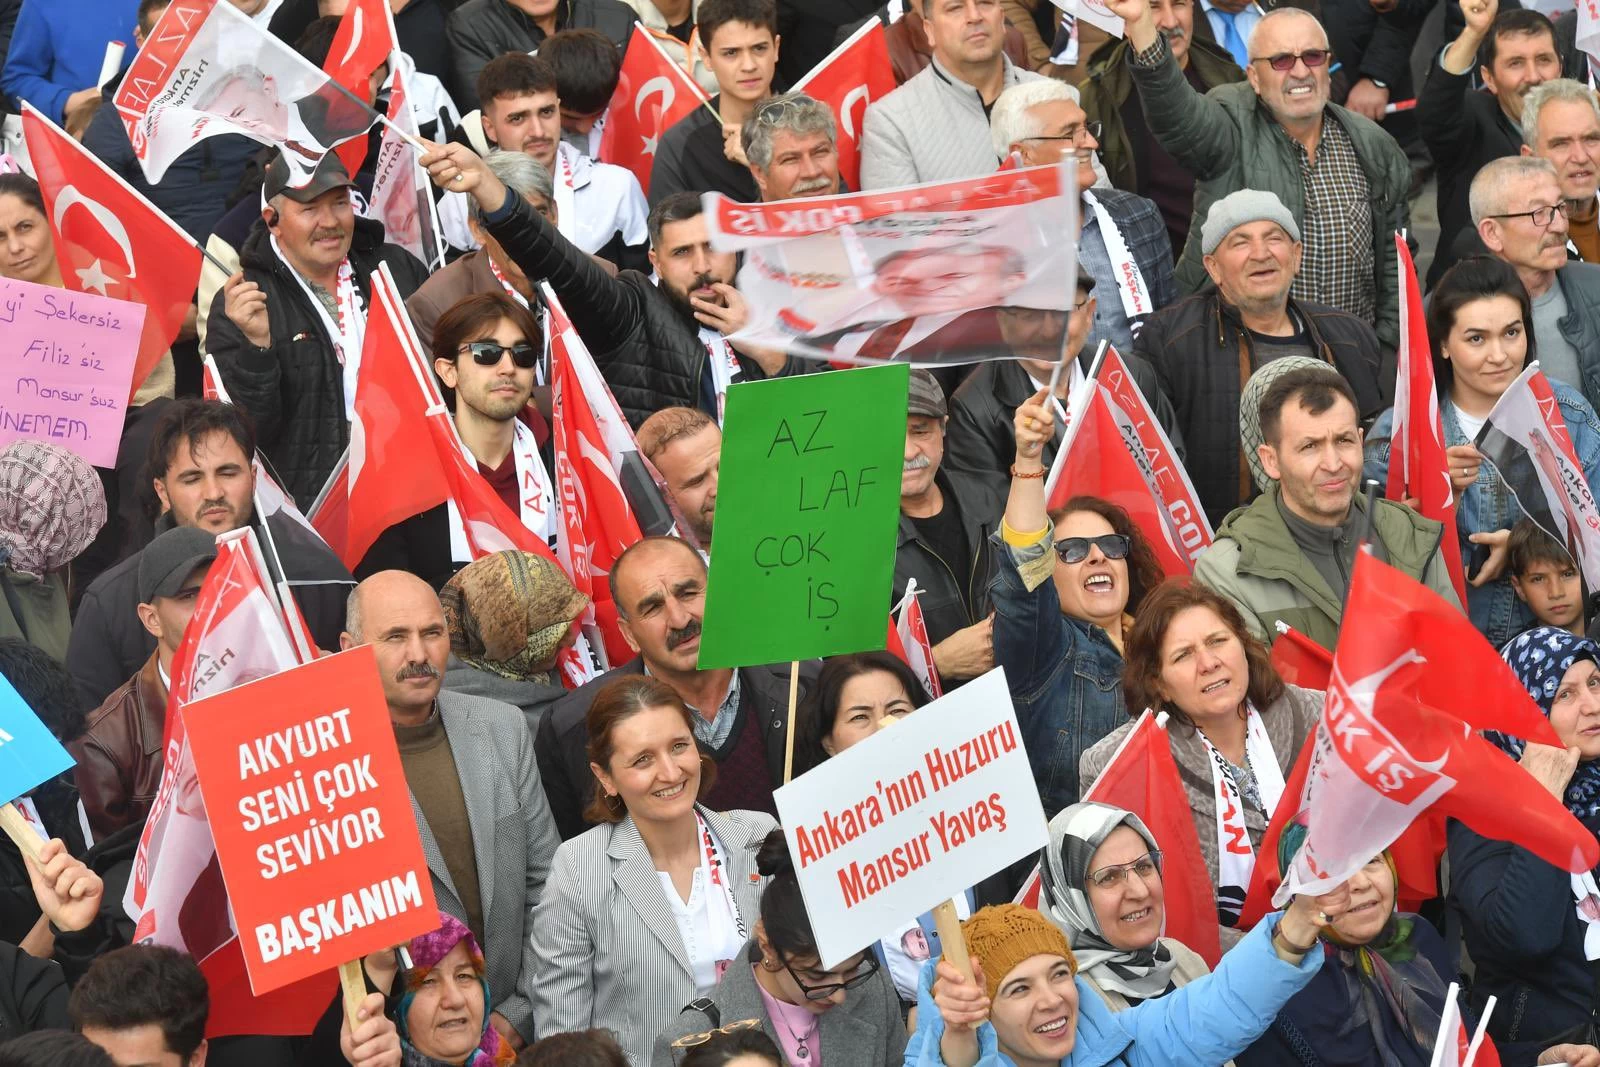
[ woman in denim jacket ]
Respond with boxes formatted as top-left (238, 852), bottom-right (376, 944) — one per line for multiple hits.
top-left (991, 387), bottom-right (1166, 820)
top-left (1364, 257), bottom-right (1600, 649)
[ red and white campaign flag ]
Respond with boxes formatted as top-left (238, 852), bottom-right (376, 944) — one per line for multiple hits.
top-left (1429, 984), bottom-right (1502, 1067)
top-left (22, 103), bottom-right (201, 403)
top-left (1474, 362), bottom-right (1600, 595)
top-left (548, 289), bottom-right (642, 668)
top-left (324, 0), bottom-right (396, 174)
top-left (791, 19), bottom-right (895, 193)
top-left (1272, 551), bottom-right (1599, 905)
top-left (115, 0), bottom-right (379, 184)
top-left (1269, 621), bottom-right (1334, 690)
top-left (1579, 0), bottom-right (1600, 64)
top-left (891, 578), bottom-right (943, 699)
top-left (1386, 234), bottom-right (1467, 603)
top-left (1045, 382), bottom-right (1192, 576)
top-left (128, 528), bottom-right (332, 1035)
top-left (367, 62), bottom-right (443, 269)
top-left (707, 163), bottom-right (1077, 366)
top-left (598, 23), bottom-right (708, 196)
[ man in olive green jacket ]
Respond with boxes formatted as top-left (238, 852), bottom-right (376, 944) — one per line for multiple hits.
top-left (1096, 0), bottom-right (1411, 350)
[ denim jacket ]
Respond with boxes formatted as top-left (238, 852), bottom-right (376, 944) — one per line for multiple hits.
top-left (988, 528), bottom-right (1127, 820)
top-left (1363, 377), bottom-right (1600, 648)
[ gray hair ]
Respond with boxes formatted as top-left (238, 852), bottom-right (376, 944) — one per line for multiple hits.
top-left (1469, 155), bottom-right (1558, 224)
top-left (468, 149), bottom-right (555, 227)
top-left (1523, 78), bottom-right (1600, 149)
top-left (344, 585), bottom-right (364, 643)
top-left (989, 79), bottom-right (1079, 160)
top-left (1245, 7), bottom-right (1329, 55)
top-left (741, 92), bottom-right (838, 171)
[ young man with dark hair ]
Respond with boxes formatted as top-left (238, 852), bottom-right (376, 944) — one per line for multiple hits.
top-left (446, 52), bottom-right (648, 272)
top-left (64, 399), bottom-right (355, 710)
top-left (1507, 518), bottom-right (1589, 637)
top-left (540, 28), bottom-right (626, 156)
top-left (1193, 365), bottom-right (1461, 648)
top-left (70, 946), bottom-right (209, 1067)
top-left (648, 0), bottom-right (779, 206)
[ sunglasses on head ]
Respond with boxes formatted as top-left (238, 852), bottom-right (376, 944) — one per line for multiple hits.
top-left (458, 341), bottom-right (539, 369)
top-left (1252, 48), bottom-right (1329, 71)
top-left (1053, 533), bottom-right (1131, 564)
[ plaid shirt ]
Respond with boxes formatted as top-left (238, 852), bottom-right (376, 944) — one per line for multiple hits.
top-left (1288, 119), bottom-right (1375, 323)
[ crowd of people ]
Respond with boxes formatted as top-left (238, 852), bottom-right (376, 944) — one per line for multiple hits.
top-left (8, 0), bottom-right (1600, 1064)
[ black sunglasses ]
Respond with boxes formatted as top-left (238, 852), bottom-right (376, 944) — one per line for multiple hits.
top-left (458, 340), bottom-right (539, 369)
top-left (784, 954), bottom-right (881, 1001)
top-left (1053, 534), bottom-right (1131, 564)
top-left (1251, 48), bottom-right (1329, 71)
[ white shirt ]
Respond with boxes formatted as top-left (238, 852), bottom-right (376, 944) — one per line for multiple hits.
top-left (1452, 402), bottom-right (1488, 442)
top-left (659, 867), bottom-right (745, 994)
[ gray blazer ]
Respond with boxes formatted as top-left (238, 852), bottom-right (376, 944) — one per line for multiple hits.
top-left (651, 940), bottom-right (908, 1067)
top-left (531, 807), bottom-right (776, 1065)
top-left (410, 690), bottom-right (560, 1041)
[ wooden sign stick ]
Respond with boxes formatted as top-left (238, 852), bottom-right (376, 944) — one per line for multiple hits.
top-left (338, 959), bottom-right (368, 1031)
top-left (932, 899), bottom-right (974, 982)
top-left (0, 802), bottom-right (42, 864)
top-left (782, 660), bottom-right (800, 783)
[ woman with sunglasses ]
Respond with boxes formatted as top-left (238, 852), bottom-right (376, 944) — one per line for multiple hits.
top-left (1083, 581), bottom-right (1322, 951)
top-left (995, 388), bottom-right (1167, 820)
top-left (1364, 256), bottom-right (1600, 649)
top-left (653, 830), bottom-right (907, 1066)
top-left (359, 290), bottom-right (556, 588)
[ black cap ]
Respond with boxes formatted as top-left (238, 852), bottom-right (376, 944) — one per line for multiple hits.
top-left (262, 151), bottom-right (355, 204)
top-left (137, 527), bottom-right (219, 605)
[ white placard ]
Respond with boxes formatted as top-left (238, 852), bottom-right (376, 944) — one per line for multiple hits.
top-left (1051, 0), bottom-right (1124, 39)
top-left (774, 667), bottom-right (1049, 968)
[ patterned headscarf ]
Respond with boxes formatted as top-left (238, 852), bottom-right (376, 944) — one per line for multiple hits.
top-left (0, 441), bottom-right (107, 579)
top-left (440, 551), bottom-right (589, 683)
top-left (1238, 355), bottom-right (1332, 493)
top-left (1038, 801), bottom-right (1179, 1001)
top-left (1496, 626), bottom-right (1600, 819)
top-left (396, 913), bottom-right (513, 1066)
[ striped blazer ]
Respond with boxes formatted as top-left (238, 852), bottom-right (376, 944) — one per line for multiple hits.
top-left (530, 806), bottom-right (776, 1065)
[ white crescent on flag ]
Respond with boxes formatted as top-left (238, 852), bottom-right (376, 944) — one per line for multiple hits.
top-left (635, 76), bottom-right (675, 154)
top-left (53, 184), bottom-right (138, 295)
top-left (339, 5), bottom-right (365, 66)
top-left (841, 84), bottom-right (870, 139)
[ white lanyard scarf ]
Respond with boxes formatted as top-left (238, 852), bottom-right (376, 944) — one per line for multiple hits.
top-left (695, 808), bottom-right (747, 983)
top-left (487, 259), bottom-right (549, 386)
top-left (1083, 190), bottom-right (1154, 338)
top-left (1574, 871), bottom-right (1600, 960)
top-left (553, 142), bottom-right (579, 243)
top-left (270, 235), bottom-right (366, 419)
top-left (701, 326), bottom-right (742, 424)
top-left (446, 418), bottom-right (556, 560)
top-left (1197, 706), bottom-right (1285, 926)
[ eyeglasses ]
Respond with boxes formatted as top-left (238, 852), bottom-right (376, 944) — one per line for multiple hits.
top-left (1053, 533), bottom-right (1132, 564)
top-left (1087, 850), bottom-right (1163, 890)
top-left (1250, 48), bottom-right (1330, 71)
top-left (1489, 202), bottom-right (1571, 229)
top-left (785, 954), bottom-right (881, 1001)
top-left (458, 341), bottom-right (539, 369)
top-left (670, 1019), bottom-right (762, 1048)
top-left (1021, 121), bottom-right (1102, 145)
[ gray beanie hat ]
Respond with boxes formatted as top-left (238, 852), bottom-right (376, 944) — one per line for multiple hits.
top-left (1239, 355), bottom-right (1332, 493)
top-left (1201, 189), bottom-right (1302, 255)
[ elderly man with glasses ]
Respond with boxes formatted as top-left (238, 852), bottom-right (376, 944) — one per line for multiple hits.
top-left (1094, 0), bottom-right (1412, 354)
top-left (1475, 155), bottom-right (1600, 412)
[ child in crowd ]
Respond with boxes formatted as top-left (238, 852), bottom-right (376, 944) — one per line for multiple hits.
top-left (1507, 519), bottom-right (1590, 638)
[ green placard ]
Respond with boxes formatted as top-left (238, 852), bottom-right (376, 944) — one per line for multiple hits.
top-left (698, 363), bottom-right (909, 668)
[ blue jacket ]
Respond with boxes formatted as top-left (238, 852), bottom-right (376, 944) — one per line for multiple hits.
top-left (1363, 377), bottom-right (1600, 648)
top-left (904, 914), bottom-right (1322, 1066)
top-left (989, 528), bottom-right (1126, 820)
top-left (0, 0), bottom-right (133, 120)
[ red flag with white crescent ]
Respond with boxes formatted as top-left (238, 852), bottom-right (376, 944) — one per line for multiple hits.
top-left (22, 103), bottom-right (202, 403)
top-left (792, 20), bottom-right (895, 192)
top-left (598, 23), bottom-right (709, 195)
top-left (324, 0), bottom-right (396, 174)
top-left (891, 579), bottom-right (942, 699)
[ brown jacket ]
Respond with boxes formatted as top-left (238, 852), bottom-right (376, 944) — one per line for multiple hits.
top-left (997, 0), bottom-right (1113, 84)
top-left (70, 654), bottom-right (167, 841)
top-left (885, 8), bottom-right (1033, 86)
top-left (404, 247), bottom-right (617, 352)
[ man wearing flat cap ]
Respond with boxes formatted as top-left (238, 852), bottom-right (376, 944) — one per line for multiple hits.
top-left (1132, 188), bottom-right (1388, 527)
top-left (70, 526), bottom-right (218, 841)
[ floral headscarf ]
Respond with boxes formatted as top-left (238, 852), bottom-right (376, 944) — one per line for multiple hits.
top-left (0, 441), bottom-right (106, 579)
top-left (1496, 626), bottom-right (1600, 819)
top-left (396, 913), bottom-right (514, 1066)
top-left (440, 551), bottom-right (589, 683)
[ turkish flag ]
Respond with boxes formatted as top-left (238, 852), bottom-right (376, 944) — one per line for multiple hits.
top-left (598, 22), bottom-right (709, 195)
top-left (891, 579), bottom-right (943, 699)
top-left (22, 103), bottom-right (201, 404)
top-left (1385, 234), bottom-right (1468, 603)
top-left (791, 19), bottom-right (895, 191)
top-left (324, 0), bottom-right (397, 175)
top-left (1269, 623), bottom-right (1333, 690)
top-left (1083, 712), bottom-right (1223, 967)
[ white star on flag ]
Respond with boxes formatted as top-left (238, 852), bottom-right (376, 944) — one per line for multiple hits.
top-left (75, 258), bottom-right (114, 295)
top-left (642, 134), bottom-right (659, 156)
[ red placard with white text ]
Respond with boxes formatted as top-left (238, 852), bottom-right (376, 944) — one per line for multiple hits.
top-left (181, 646), bottom-right (437, 995)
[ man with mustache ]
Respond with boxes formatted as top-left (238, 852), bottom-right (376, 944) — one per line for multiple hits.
top-left (1421, 0), bottom-right (1560, 287)
top-left (341, 569), bottom-right (560, 1053)
top-left (534, 536), bottom-right (808, 839)
top-left (1097, 0), bottom-right (1411, 353)
top-left (1475, 156), bottom-right (1600, 411)
top-left (742, 92), bottom-right (843, 202)
top-left (1523, 79), bottom-right (1600, 265)
top-left (209, 151), bottom-right (431, 508)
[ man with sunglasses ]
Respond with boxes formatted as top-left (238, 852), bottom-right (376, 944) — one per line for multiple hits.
top-left (1474, 155), bottom-right (1600, 411)
top-left (1098, 0), bottom-right (1411, 354)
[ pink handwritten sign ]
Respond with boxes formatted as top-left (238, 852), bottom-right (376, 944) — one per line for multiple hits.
top-left (0, 275), bottom-right (146, 467)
